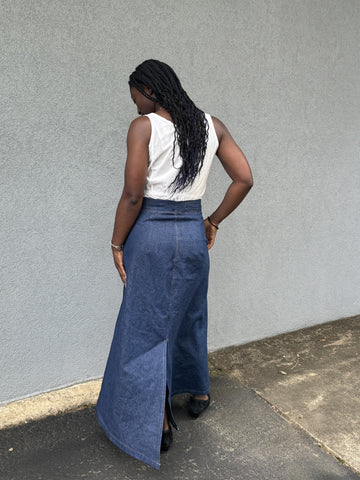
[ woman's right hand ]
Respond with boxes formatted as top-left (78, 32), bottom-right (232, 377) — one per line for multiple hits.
top-left (204, 218), bottom-right (218, 250)
top-left (112, 249), bottom-right (127, 287)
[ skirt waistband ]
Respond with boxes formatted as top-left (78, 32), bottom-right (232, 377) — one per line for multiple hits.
top-left (141, 197), bottom-right (202, 213)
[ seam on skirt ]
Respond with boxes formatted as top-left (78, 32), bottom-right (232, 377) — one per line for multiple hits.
top-left (140, 208), bottom-right (202, 214)
top-left (159, 338), bottom-right (168, 451)
top-left (166, 211), bottom-right (179, 322)
top-left (141, 198), bottom-right (202, 213)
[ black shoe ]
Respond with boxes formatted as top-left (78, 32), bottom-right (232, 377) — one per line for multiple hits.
top-left (161, 426), bottom-right (173, 452)
top-left (188, 394), bottom-right (210, 418)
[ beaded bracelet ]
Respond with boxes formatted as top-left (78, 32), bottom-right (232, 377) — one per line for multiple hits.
top-left (207, 216), bottom-right (219, 230)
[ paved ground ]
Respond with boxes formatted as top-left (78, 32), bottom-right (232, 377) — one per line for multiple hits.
top-left (209, 314), bottom-right (360, 473)
top-left (1, 316), bottom-right (359, 479)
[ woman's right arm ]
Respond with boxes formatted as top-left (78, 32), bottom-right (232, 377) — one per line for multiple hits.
top-left (111, 116), bottom-right (150, 285)
top-left (204, 116), bottom-right (253, 249)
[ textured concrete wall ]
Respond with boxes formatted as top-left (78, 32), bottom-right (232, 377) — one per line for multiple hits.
top-left (1, 0), bottom-right (359, 404)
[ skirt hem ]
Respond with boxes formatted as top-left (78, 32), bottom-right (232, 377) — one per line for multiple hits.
top-left (96, 407), bottom-right (160, 470)
top-left (171, 388), bottom-right (210, 397)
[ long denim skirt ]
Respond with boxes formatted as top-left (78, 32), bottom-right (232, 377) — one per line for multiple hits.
top-left (96, 197), bottom-right (210, 469)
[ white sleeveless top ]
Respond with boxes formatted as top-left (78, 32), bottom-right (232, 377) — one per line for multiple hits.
top-left (143, 112), bottom-right (219, 201)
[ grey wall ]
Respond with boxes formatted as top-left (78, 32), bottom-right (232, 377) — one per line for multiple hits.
top-left (1, 0), bottom-right (359, 405)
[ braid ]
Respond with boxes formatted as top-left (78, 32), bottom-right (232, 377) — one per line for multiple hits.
top-left (129, 59), bottom-right (209, 193)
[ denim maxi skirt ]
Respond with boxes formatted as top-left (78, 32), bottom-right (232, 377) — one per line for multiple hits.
top-left (96, 197), bottom-right (210, 469)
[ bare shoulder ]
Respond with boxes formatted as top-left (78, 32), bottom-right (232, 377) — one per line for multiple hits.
top-left (127, 116), bottom-right (151, 144)
top-left (209, 115), bottom-right (231, 143)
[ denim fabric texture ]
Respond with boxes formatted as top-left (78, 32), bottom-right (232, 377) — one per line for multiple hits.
top-left (96, 197), bottom-right (210, 469)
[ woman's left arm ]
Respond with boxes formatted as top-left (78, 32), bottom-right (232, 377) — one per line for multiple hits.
top-left (204, 117), bottom-right (253, 249)
top-left (111, 116), bottom-right (150, 286)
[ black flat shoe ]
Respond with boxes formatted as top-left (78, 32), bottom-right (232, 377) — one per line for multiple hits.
top-left (188, 394), bottom-right (211, 418)
top-left (161, 426), bottom-right (173, 452)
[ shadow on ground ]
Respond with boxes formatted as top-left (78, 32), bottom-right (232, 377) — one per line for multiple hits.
top-left (1, 372), bottom-right (359, 479)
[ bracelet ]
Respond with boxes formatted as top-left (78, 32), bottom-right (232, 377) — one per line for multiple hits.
top-left (207, 216), bottom-right (219, 230)
top-left (110, 241), bottom-right (124, 251)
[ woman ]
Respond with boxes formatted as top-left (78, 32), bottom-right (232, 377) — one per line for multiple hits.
top-left (96, 59), bottom-right (253, 469)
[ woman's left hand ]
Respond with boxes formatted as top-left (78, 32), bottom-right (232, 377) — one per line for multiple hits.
top-left (204, 218), bottom-right (218, 250)
top-left (112, 249), bottom-right (127, 287)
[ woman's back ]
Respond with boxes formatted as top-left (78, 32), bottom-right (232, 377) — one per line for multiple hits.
top-left (143, 112), bottom-right (219, 201)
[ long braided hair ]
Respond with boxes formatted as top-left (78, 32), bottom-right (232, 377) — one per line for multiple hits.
top-left (129, 59), bottom-right (209, 193)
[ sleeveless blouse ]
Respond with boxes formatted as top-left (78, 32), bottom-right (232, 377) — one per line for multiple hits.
top-left (143, 112), bottom-right (219, 201)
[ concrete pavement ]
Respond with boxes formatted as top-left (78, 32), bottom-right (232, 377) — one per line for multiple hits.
top-left (1, 315), bottom-right (359, 479)
top-left (209, 314), bottom-right (360, 474)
